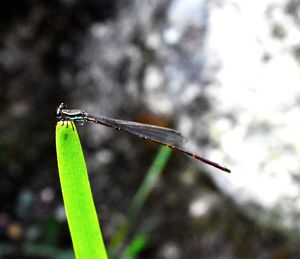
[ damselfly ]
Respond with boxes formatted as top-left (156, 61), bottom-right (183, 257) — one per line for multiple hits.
top-left (56, 103), bottom-right (230, 173)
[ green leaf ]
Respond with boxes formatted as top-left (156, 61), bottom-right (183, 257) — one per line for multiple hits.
top-left (56, 121), bottom-right (107, 259)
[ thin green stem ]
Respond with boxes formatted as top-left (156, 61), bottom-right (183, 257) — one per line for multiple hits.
top-left (108, 146), bottom-right (172, 257)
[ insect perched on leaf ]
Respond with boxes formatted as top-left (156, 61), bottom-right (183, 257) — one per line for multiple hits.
top-left (56, 103), bottom-right (230, 173)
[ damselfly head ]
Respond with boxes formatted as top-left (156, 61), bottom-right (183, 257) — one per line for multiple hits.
top-left (56, 103), bottom-right (66, 120)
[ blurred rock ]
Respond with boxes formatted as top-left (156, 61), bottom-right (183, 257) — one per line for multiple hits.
top-left (205, 0), bottom-right (300, 232)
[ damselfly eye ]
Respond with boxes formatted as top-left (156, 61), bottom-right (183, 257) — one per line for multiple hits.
top-left (56, 103), bottom-right (65, 120)
top-left (56, 108), bottom-right (62, 119)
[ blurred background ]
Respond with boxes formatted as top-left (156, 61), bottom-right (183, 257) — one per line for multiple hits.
top-left (1, 0), bottom-right (300, 258)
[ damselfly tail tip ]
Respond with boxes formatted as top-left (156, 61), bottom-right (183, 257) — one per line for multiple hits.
top-left (214, 164), bottom-right (231, 173)
top-left (211, 164), bottom-right (231, 173)
top-left (223, 167), bottom-right (231, 173)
